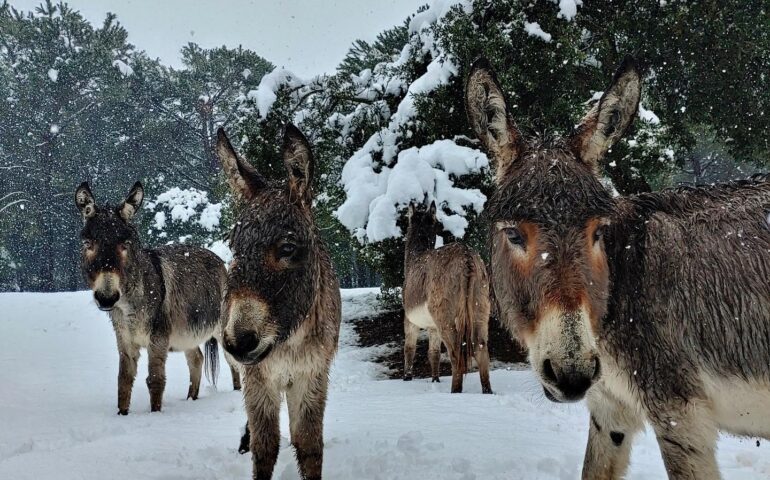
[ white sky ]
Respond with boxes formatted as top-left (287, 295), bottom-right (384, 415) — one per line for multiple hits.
top-left (10, 0), bottom-right (419, 77)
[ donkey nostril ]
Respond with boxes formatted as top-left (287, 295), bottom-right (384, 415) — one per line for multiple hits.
top-left (542, 359), bottom-right (558, 383)
top-left (592, 356), bottom-right (601, 380)
top-left (236, 332), bottom-right (260, 354)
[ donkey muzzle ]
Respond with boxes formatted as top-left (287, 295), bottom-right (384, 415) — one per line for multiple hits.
top-left (94, 290), bottom-right (120, 311)
top-left (541, 356), bottom-right (600, 403)
top-left (223, 331), bottom-right (274, 365)
top-left (222, 295), bottom-right (276, 365)
top-left (92, 271), bottom-right (121, 311)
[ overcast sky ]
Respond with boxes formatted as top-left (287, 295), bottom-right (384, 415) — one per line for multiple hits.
top-left (10, 0), bottom-right (419, 76)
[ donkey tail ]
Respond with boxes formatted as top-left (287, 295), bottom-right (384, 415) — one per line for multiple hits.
top-left (455, 249), bottom-right (479, 375)
top-left (204, 337), bottom-right (220, 389)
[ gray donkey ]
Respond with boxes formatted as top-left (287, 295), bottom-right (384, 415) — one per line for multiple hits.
top-left (403, 201), bottom-right (492, 394)
top-left (217, 125), bottom-right (341, 480)
top-left (75, 182), bottom-right (241, 415)
top-left (465, 56), bottom-right (770, 479)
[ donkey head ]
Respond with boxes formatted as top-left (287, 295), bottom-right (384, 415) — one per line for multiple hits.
top-left (406, 201), bottom-right (439, 239)
top-left (75, 182), bottom-right (144, 311)
top-left (217, 125), bottom-right (319, 365)
top-left (466, 57), bottom-right (640, 402)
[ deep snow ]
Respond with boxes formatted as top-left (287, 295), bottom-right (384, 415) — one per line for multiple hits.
top-left (0, 289), bottom-right (768, 479)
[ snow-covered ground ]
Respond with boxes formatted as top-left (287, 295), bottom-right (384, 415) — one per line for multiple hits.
top-left (0, 289), bottom-right (768, 479)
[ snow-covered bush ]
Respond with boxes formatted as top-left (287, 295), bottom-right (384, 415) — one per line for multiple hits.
top-left (229, 0), bottom-right (766, 292)
top-left (143, 187), bottom-right (231, 263)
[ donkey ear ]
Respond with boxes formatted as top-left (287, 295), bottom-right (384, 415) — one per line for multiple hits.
top-left (570, 55), bottom-right (641, 170)
top-left (282, 124), bottom-right (314, 204)
top-left (428, 200), bottom-right (436, 217)
top-left (75, 182), bottom-right (96, 222)
top-left (407, 203), bottom-right (416, 219)
top-left (217, 128), bottom-right (266, 202)
top-left (465, 58), bottom-right (522, 184)
top-left (118, 181), bottom-right (144, 222)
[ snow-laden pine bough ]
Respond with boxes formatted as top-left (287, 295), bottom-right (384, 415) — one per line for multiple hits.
top-left (217, 125), bottom-right (341, 480)
top-left (402, 201), bottom-right (492, 394)
top-left (465, 56), bottom-right (770, 479)
top-left (74, 182), bottom-right (242, 415)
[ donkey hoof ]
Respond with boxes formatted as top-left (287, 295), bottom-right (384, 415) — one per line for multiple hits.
top-left (403, 375), bottom-right (413, 381)
top-left (431, 377), bottom-right (440, 383)
top-left (151, 405), bottom-right (162, 413)
top-left (482, 388), bottom-right (493, 394)
top-left (117, 409), bottom-right (129, 416)
top-left (238, 431), bottom-right (251, 454)
top-left (187, 389), bottom-right (199, 400)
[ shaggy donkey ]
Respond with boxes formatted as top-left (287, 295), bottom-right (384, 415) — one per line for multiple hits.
top-left (465, 56), bottom-right (770, 479)
top-left (75, 182), bottom-right (241, 414)
top-left (217, 125), bottom-right (341, 480)
top-left (403, 201), bottom-right (492, 393)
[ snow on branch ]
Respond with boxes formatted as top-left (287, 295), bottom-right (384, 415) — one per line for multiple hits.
top-left (146, 187), bottom-right (222, 233)
top-left (336, 140), bottom-right (488, 243)
top-left (246, 68), bottom-right (307, 119)
top-left (555, 0), bottom-right (583, 21)
top-left (524, 21), bottom-right (552, 42)
top-left (112, 59), bottom-right (133, 77)
top-left (335, 0), bottom-right (479, 243)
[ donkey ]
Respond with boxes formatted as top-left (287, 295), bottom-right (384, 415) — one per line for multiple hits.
top-left (403, 201), bottom-right (492, 394)
top-left (75, 182), bottom-right (241, 415)
top-left (216, 125), bottom-right (341, 480)
top-left (465, 56), bottom-right (770, 479)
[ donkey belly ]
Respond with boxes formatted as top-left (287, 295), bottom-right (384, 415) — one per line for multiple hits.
top-left (168, 327), bottom-right (214, 352)
top-left (703, 374), bottom-right (770, 438)
top-left (406, 303), bottom-right (437, 329)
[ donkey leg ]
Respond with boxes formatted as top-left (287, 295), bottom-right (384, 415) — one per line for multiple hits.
top-left (403, 319), bottom-right (419, 381)
top-left (146, 336), bottom-right (169, 412)
top-left (226, 351), bottom-right (242, 391)
top-left (449, 353), bottom-right (463, 393)
top-left (184, 347), bottom-right (204, 400)
top-left (582, 386), bottom-right (643, 480)
top-left (117, 341), bottom-right (140, 415)
top-left (428, 328), bottom-right (441, 383)
top-left (287, 372), bottom-right (329, 480)
top-left (474, 322), bottom-right (492, 394)
top-left (649, 402), bottom-right (720, 480)
top-left (442, 329), bottom-right (463, 393)
top-left (244, 375), bottom-right (281, 480)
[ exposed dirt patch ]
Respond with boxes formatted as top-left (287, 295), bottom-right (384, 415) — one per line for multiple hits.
top-left (352, 308), bottom-right (528, 380)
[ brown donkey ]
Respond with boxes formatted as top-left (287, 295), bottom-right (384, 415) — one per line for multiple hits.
top-left (466, 56), bottom-right (770, 479)
top-left (403, 201), bottom-right (492, 394)
top-left (217, 125), bottom-right (341, 480)
top-left (75, 182), bottom-right (241, 415)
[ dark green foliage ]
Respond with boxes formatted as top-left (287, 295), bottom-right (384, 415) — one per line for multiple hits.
top-left (0, 1), bottom-right (271, 291)
top-left (3, 0), bottom-right (769, 295)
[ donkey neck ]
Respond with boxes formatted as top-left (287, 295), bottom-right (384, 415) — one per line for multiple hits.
top-left (122, 247), bottom-right (164, 304)
top-left (404, 223), bottom-right (436, 266)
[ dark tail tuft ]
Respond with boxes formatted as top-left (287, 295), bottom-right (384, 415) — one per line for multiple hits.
top-left (204, 337), bottom-right (220, 389)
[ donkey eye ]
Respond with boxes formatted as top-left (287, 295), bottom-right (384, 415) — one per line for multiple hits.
top-left (82, 239), bottom-right (94, 249)
top-left (593, 226), bottom-right (605, 244)
top-left (278, 243), bottom-right (296, 258)
top-left (504, 227), bottom-right (526, 248)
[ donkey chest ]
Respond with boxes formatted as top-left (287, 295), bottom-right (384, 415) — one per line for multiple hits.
top-left (261, 326), bottom-right (336, 388)
top-left (405, 303), bottom-right (437, 329)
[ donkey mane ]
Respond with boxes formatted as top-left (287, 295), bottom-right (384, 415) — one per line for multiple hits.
top-left (630, 174), bottom-right (770, 218)
top-left (487, 151), bottom-right (614, 226)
